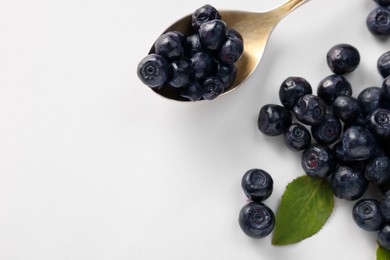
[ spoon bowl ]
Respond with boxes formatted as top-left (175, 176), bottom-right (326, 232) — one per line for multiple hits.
top-left (149, 0), bottom-right (308, 101)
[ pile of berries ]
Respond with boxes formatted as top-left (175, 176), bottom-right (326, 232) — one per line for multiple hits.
top-left (256, 42), bottom-right (390, 248)
top-left (367, 0), bottom-right (390, 37)
top-left (238, 169), bottom-right (275, 239)
top-left (137, 5), bottom-right (244, 101)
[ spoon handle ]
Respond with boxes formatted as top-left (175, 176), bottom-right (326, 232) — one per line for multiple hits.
top-left (270, 0), bottom-right (308, 21)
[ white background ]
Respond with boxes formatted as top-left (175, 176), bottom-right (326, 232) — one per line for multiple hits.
top-left (0, 0), bottom-right (389, 259)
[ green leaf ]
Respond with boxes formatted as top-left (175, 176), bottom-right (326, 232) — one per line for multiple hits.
top-left (272, 175), bottom-right (334, 245)
top-left (377, 245), bottom-right (390, 260)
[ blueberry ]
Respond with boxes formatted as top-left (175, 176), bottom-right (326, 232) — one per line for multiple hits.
top-left (326, 43), bottom-right (360, 75)
top-left (380, 191), bottom-right (390, 221)
top-left (284, 123), bottom-right (311, 151)
top-left (378, 51), bottom-right (390, 78)
top-left (169, 59), bottom-right (193, 88)
top-left (352, 199), bottom-right (385, 231)
top-left (311, 113), bottom-right (342, 144)
top-left (367, 108), bottom-right (390, 138)
top-left (365, 155), bottom-right (390, 185)
top-left (199, 20), bottom-right (227, 51)
top-left (216, 61), bottom-right (237, 89)
top-left (332, 142), bottom-right (367, 169)
top-left (218, 35), bottom-right (244, 64)
top-left (374, 0), bottom-right (390, 6)
top-left (227, 28), bottom-right (243, 41)
top-left (367, 6), bottom-right (390, 36)
top-left (358, 86), bottom-right (382, 116)
top-left (293, 94), bottom-right (326, 125)
top-left (179, 81), bottom-right (203, 101)
top-left (279, 76), bottom-right (312, 109)
top-left (381, 76), bottom-right (390, 109)
top-left (317, 74), bottom-right (352, 106)
top-left (241, 169), bottom-right (273, 202)
top-left (332, 95), bottom-right (362, 124)
top-left (379, 225), bottom-right (390, 251)
top-left (258, 104), bottom-right (292, 136)
top-left (137, 54), bottom-right (171, 88)
top-left (186, 34), bottom-right (205, 57)
top-left (331, 165), bottom-right (368, 200)
top-left (154, 31), bottom-right (185, 61)
top-left (191, 4), bottom-right (221, 30)
top-left (238, 202), bottom-right (275, 239)
top-left (190, 51), bottom-right (216, 81)
top-left (301, 144), bottom-right (335, 178)
top-left (201, 76), bottom-right (224, 100)
top-left (341, 126), bottom-right (378, 161)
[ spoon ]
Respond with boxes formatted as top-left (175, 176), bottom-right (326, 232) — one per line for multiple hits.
top-left (149, 0), bottom-right (309, 101)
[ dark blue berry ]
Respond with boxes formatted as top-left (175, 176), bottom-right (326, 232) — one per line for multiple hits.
top-left (374, 0), bottom-right (390, 6)
top-left (180, 81), bottom-right (203, 101)
top-left (154, 31), bottom-right (185, 61)
top-left (332, 95), bottom-right (362, 124)
top-left (367, 6), bottom-right (390, 36)
top-left (332, 142), bottom-right (367, 169)
top-left (381, 76), bottom-right (390, 109)
top-left (258, 104), bottom-right (292, 136)
top-left (352, 199), bottom-right (385, 231)
top-left (293, 94), bottom-right (326, 125)
top-left (326, 43), bottom-right (360, 75)
top-left (365, 155), bottom-right (390, 185)
top-left (311, 113), bottom-right (342, 144)
top-left (190, 51), bottom-right (216, 81)
top-left (201, 76), bottom-right (224, 100)
top-left (186, 34), bottom-right (205, 57)
top-left (284, 123), bottom-right (311, 151)
top-left (199, 19), bottom-right (227, 51)
top-left (301, 144), bottom-right (335, 178)
top-left (216, 61), bottom-right (237, 89)
top-left (191, 4), bottom-right (221, 30)
top-left (169, 59), bottom-right (193, 88)
top-left (227, 28), bottom-right (243, 41)
top-left (137, 54), bottom-right (171, 88)
top-left (358, 86), bottom-right (382, 116)
top-left (341, 126), bottom-right (378, 161)
top-left (378, 51), bottom-right (390, 78)
top-left (218, 34), bottom-right (244, 64)
top-left (378, 225), bottom-right (390, 251)
top-left (238, 202), bottom-right (275, 239)
top-left (317, 74), bottom-right (352, 105)
top-left (367, 108), bottom-right (390, 138)
top-left (241, 169), bottom-right (273, 202)
top-left (380, 191), bottom-right (390, 221)
top-left (331, 165), bottom-right (368, 200)
top-left (279, 77), bottom-right (312, 109)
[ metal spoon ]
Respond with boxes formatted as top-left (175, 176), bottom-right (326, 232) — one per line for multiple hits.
top-left (149, 0), bottom-right (308, 101)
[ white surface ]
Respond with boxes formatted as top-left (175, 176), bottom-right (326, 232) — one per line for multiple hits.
top-left (0, 0), bottom-right (388, 259)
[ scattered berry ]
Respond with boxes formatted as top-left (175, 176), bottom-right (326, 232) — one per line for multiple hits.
top-left (293, 94), bottom-right (326, 125)
top-left (279, 76), bottom-right (312, 109)
top-left (317, 74), bottom-right (352, 105)
top-left (284, 123), bottom-right (311, 151)
top-left (367, 6), bottom-right (390, 36)
top-left (378, 51), bottom-right (390, 78)
top-left (326, 43), bottom-right (360, 75)
top-left (241, 169), bottom-right (273, 202)
top-left (301, 144), bottom-right (335, 178)
top-left (238, 202), bottom-right (275, 239)
top-left (258, 104), bottom-right (292, 136)
top-left (311, 113), bottom-right (342, 144)
top-left (352, 199), bottom-right (385, 231)
top-left (331, 165), bottom-right (368, 201)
